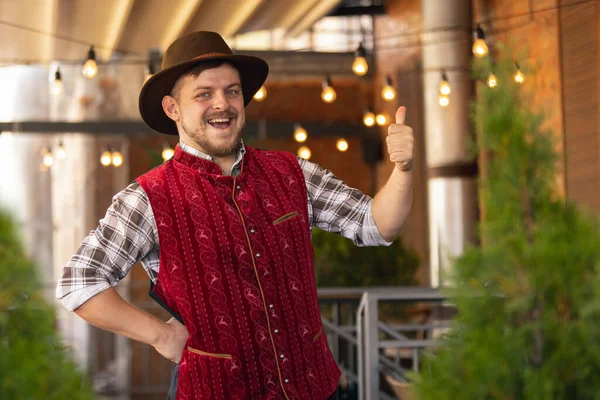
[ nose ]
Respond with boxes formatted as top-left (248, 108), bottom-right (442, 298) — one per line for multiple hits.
top-left (211, 90), bottom-right (230, 111)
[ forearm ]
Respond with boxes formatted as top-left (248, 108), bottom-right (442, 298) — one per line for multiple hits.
top-left (74, 287), bottom-right (168, 346)
top-left (371, 167), bottom-right (414, 242)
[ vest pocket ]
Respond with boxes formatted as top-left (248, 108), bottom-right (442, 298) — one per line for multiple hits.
top-left (273, 211), bottom-right (299, 225)
top-left (187, 346), bottom-right (232, 360)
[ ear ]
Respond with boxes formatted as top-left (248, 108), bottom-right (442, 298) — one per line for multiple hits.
top-left (162, 96), bottom-right (180, 122)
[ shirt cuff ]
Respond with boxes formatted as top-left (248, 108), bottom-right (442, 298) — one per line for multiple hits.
top-left (57, 282), bottom-right (113, 312)
top-left (360, 202), bottom-right (395, 247)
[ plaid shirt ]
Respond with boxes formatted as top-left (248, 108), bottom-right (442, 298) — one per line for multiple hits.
top-left (56, 142), bottom-right (391, 311)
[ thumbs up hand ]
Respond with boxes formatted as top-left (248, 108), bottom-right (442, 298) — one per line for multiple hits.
top-left (386, 106), bottom-right (414, 172)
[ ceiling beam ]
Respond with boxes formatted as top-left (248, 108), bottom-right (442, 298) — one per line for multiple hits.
top-left (220, 0), bottom-right (264, 38)
top-left (43, 0), bottom-right (59, 61)
top-left (285, 0), bottom-right (342, 38)
top-left (99, 0), bottom-right (136, 60)
top-left (160, 0), bottom-right (204, 51)
top-left (276, 0), bottom-right (320, 31)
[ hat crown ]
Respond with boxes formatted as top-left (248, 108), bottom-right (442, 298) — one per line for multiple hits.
top-left (162, 31), bottom-right (233, 70)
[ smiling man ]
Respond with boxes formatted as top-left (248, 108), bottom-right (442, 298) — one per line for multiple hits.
top-left (56, 31), bottom-right (414, 400)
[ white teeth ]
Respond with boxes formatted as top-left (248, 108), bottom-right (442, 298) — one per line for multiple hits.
top-left (208, 118), bottom-right (230, 123)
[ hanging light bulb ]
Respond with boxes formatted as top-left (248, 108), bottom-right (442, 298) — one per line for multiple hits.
top-left (439, 95), bottom-right (450, 107)
top-left (298, 146), bottom-right (312, 160)
top-left (111, 151), bottom-right (124, 167)
top-left (293, 124), bottom-right (308, 143)
top-left (162, 144), bottom-right (175, 161)
top-left (100, 149), bottom-right (112, 167)
top-left (50, 67), bottom-right (63, 95)
top-left (487, 72), bottom-right (498, 88)
top-left (56, 141), bottom-right (66, 159)
top-left (439, 71), bottom-right (451, 95)
top-left (472, 25), bottom-right (489, 58)
top-left (514, 62), bottom-right (525, 84)
top-left (363, 109), bottom-right (376, 127)
top-left (42, 147), bottom-right (54, 167)
top-left (82, 45), bottom-right (98, 79)
top-left (336, 138), bottom-right (349, 152)
top-left (145, 59), bottom-right (156, 83)
top-left (381, 76), bottom-right (396, 101)
top-left (375, 113), bottom-right (388, 126)
top-left (321, 77), bottom-right (336, 103)
top-left (352, 43), bottom-right (368, 76)
top-left (254, 85), bottom-right (267, 101)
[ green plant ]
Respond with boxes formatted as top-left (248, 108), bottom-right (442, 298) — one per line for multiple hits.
top-left (0, 211), bottom-right (95, 399)
top-left (312, 227), bottom-right (420, 287)
top-left (412, 46), bottom-right (600, 399)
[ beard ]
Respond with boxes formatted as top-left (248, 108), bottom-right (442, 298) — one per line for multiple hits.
top-left (181, 117), bottom-right (243, 158)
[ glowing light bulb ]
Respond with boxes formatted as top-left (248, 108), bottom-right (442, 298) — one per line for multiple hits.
top-left (56, 141), bottom-right (66, 159)
top-left (363, 110), bottom-right (376, 127)
top-left (514, 63), bottom-right (525, 84)
top-left (42, 148), bottom-right (54, 167)
top-left (439, 72), bottom-right (451, 95)
top-left (352, 43), bottom-right (368, 76)
top-left (487, 73), bottom-right (498, 88)
top-left (162, 146), bottom-right (175, 161)
top-left (82, 46), bottom-right (98, 79)
top-left (111, 151), bottom-right (123, 167)
top-left (293, 124), bottom-right (308, 143)
top-left (254, 85), bottom-right (267, 101)
top-left (376, 113), bottom-right (388, 126)
top-left (336, 138), bottom-right (349, 152)
top-left (100, 150), bottom-right (112, 166)
top-left (321, 77), bottom-right (336, 103)
top-left (51, 67), bottom-right (63, 95)
top-left (381, 76), bottom-right (396, 101)
top-left (439, 95), bottom-right (450, 107)
top-left (298, 146), bottom-right (311, 160)
top-left (472, 25), bottom-right (488, 58)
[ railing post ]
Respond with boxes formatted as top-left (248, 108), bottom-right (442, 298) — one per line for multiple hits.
top-left (364, 295), bottom-right (379, 400)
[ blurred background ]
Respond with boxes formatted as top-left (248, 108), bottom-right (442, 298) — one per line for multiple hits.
top-left (0, 0), bottom-right (598, 399)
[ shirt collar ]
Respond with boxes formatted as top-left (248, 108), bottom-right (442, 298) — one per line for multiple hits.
top-left (179, 140), bottom-right (246, 175)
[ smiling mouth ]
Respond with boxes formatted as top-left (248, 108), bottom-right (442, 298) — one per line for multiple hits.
top-left (207, 117), bottom-right (233, 130)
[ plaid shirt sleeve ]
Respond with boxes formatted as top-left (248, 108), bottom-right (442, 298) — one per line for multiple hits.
top-left (297, 157), bottom-right (393, 247)
top-left (55, 181), bottom-right (159, 311)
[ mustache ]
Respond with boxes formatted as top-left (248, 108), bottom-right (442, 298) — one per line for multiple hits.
top-left (205, 112), bottom-right (237, 120)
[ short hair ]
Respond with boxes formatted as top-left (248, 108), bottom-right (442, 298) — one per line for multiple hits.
top-left (169, 60), bottom-right (237, 100)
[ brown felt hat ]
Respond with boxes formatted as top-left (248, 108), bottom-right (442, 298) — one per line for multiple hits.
top-left (139, 31), bottom-right (269, 135)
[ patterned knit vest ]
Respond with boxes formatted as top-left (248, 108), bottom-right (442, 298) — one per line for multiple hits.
top-left (137, 145), bottom-right (340, 400)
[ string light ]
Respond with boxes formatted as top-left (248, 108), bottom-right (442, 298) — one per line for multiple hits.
top-left (100, 149), bottom-right (112, 167)
top-left (42, 147), bottom-right (54, 167)
top-left (82, 45), bottom-right (98, 79)
top-left (381, 76), bottom-right (396, 101)
top-left (336, 138), bottom-right (349, 152)
top-left (514, 62), bottom-right (525, 84)
top-left (56, 141), bottom-right (66, 159)
top-left (50, 67), bottom-right (63, 95)
top-left (487, 72), bottom-right (498, 88)
top-left (297, 146), bottom-right (312, 160)
top-left (162, 145), bottom-right (175, 161)
top-left (438, 95), bottom-right (450, 107)
top-left (111, 151), bottom-right (124, 167)
top-left (293, 124), bottom-right (308, 143)
top-left (352, 43), bottom-right (368, 76)
top-left (472, 25), bottom-right (489, 58)
top-left (254, 85), bottom-right (267, 101)
top-left (363, 109), bottom-right (376, 127)
top-left (376, 113), bottom-right (388, 126)
top-left (439, 71), bottom-right (451, 95)
top-left (321, 76), bottom-right (336, 103)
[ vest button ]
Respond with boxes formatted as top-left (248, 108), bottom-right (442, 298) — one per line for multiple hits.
top-left (279, 353), bottom-right (285, 359)
top-left (250, 227), bottom-right (256, 234)
top-left (269, 304), bottom-right (274, 309)
top-left (274, 329), bottom-right (279, 334)
top-left (256, 253), bottom-right (261, 258)
top-left (236, 185), bottom-right (241, 190)
top-left (284, 379), bottom-right (290, 384)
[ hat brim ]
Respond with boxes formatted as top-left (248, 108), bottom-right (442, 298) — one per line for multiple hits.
top-left (139, 54), bottom-right (269, 135)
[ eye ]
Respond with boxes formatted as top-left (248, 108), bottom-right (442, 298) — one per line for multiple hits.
top-left (227, 89), bottom-right (240, 96)
top-left (196, 92), bottom-right (210, 99)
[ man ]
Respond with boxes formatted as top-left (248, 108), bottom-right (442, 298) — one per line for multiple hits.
top-left (56, 31), bottom-right (414, 400)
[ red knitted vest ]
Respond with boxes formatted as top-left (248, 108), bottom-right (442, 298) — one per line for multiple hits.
top-left (137, 145), bottom-right (340, 400)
